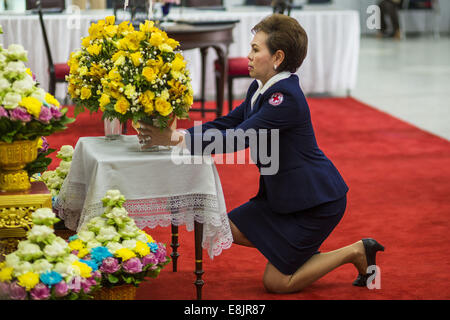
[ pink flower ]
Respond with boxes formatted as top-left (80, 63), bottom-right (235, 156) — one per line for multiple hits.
top-left (122, 257), bottom-right (143, 274)
top-left (10, 107), bottom-right (31, 122)
top-left (53, 281), bottom-right (68, 297)
top-left (9, 281), bottom-right (27, 300)
top-left (99, 257), bottom-right (120, 274)
top-left (30, 283), bottom-right (50, 300)
top-left (0, 106), bottom-right (8, 118)
top-left (155, 243), bottom-right (167, 264)
top-left (50, 106), bottom-right (62, 119)
top-left (0, 282), bottom-right (10, 299)
top-left (142, 253), bottom-right (157, 266)
top-left (38, 106), bottom-right (53, 123)
top-left (80, 278), bottom-right (93, 294)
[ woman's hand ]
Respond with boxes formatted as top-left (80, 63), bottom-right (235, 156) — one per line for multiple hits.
top-left (137, 120), bottom-right (183, 149)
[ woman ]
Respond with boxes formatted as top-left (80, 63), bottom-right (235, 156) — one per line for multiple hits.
top-left (137, 14), bottom-right (384, 293)
top-left (378, 0), bottom-right (402, 39)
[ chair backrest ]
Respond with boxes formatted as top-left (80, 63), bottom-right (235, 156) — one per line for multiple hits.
top-left (245, 0), bottom-right (272, 6)
top-left (37, 8), bottom-right (54, 70)
top-left (26, 0), bottom-right (65, 10)
top-left (183, 0), bottom-right (223, 7)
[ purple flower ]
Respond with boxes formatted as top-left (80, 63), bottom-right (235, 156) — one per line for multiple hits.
top-left (30, 283), bottom-right (50, 300)
top-left (0, 282), bottom-right (10, 299)
top-left (10, 107), bottom-right (31, 122)
top-left (142, 253), bottom-right (158, 266)
top-left (50, 106), bottom-right (62, 119)
top-left (99, 257), bottom-right (120, 274)
top-left (53, 281), bottom-right (68, 298)
top-left (80, 278), bottom-right (93, 294)
top-left (38, 106), bottom-right (53, 123)
top-left (155, 243), bottom-right (167, 264)
top-left (0, 106), bottom-right (8, 118)
top-left (38, 136), bottom-right (49, 153)
top-left (9, 281), bottom-right (27, 300)
top-left (122, 257), bottom-right (143, 274)
top-left (92, 270), bottom-right (102, 280)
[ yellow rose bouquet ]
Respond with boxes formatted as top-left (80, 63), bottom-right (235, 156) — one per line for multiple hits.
top-left (66, 16), bottom-right (193, 129)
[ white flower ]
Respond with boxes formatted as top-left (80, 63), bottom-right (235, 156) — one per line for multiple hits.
top-left (27, 225), bottom-right (54, 243)
top-left (16, 241), bottom-right (43, 261)
top-left (12, 76), bottom-right (34, 93)
top-left (0, 77), bottom-right (10, 91)
top-left (7, 44), bottom-right (28, 61)
top-left (47, 175), bottom-right (64, 189)
top-left (86, 216), bottom-right (107, 233)
top-left (86, 239), bottom-right (102, 250)
top-left (135, 232), bottom-right (148, 243)
top-left (30, 87), bottom-right (46, 102)
top-left (4, 252), bottom-right (20, 268)
top-left (96, 225), bottom-right (120, 242)
top-left (57, 145), bottom-right (74, 159)
top-left (2, 91), bottom-right (22, 108)
top-left (103, 189), bottom-right (123, 202)
top-left (53, 262), bottom-right (72, 278)
top-left (4, 61), bottom-right (26, 74)
top-left (122, 239), bottom-right (137, 250)
top-left (32, 259), bottom-right (54, 274)
top-left (56, 160), bottom-right (71, 177)
top-left (43, 240), bottom-right (69, 259)
top-left (41, 170), bottom-right (57, 182)
top-left (118, 222), bottom-right (140, 239)
top-left (105, 207), bottom-right (128, 221)
top-left (32, 207), bottom-right (56, 225)
top-left (13, 261), bottom-right (33, 276)
top-left (105, 242), bottom-right (123, 254)
top-left (78, 230), bottom-right (95, 243)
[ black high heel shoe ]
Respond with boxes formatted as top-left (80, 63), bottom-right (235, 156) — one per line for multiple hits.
top-left (352, 238), bottom-right (385, 287)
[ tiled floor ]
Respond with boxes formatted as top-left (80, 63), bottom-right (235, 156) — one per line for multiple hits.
top-left (352, 35), bottom-right (450, 141)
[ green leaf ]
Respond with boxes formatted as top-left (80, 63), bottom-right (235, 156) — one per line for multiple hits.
top-left (108, 274), bottom-right (119, 284)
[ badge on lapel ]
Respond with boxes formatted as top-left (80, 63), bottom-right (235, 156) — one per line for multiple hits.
top-left (269, 92), bottom-right (284, 106)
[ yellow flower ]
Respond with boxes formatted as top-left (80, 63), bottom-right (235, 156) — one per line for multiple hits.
top-left (45, 93), bottom-right (60, 107)
top-left (147, 56), bottom-right (163, 70)
top-left (17, 272), bottom-right (39, 291)
top-left (138, 90), bottom-right (155, 114)
top-left (114, 97), bottom-right (130, 115)
top-left (72, 261), bottom-right (92, 278)
top-left (130, 51), bottom-right (142, 67)
top-left (99, 94), bottom-right (110, 111)
top-left (115, 248), bottom-right (136, 261)
top-left (159, 63), bottom-right (171, 77)
top-left (155, 97), bottom-right (173, 117)
top-left (0, 266), bottom-right (13, 282)
top-left (25, 68), bottom-right (33, 77)
top-left (158, 43), bottom-right (173, 53)
top-left (37, 137), bottom-right (43, 150)
top-left (19, 97), bottom-right (42, 118)
top-left (104, 25), bottom-right (118, 38)
top-left (134, 241), bottom-right (150, 257)
top-left (117, 21), bottom-right (134, 34)
top-left (112, 50), bottom-right (126, 63)
top-left (80, 87), bottom-right (92, 100)
top-left (142, 66), bottom-right (157, 83)
top-left (108, 68), bottom-right (122, 82)
top-left (149, 32), bottom-right (164, 47)
top-left (166, 38), bottom-right (179, 50)
top-left (139, 20), bottom-right (154, 33)
top-left (81, 36), bottom-right (91, 48)
top-left (105, 15), bottom-right (115, 25)
top-left (124, 84), bottom-right (136, 99)
top-left (69, 239), bottom-right (84, 251)
top-left (168, 79), bottom-right (186, 97)
top-left (77, 248), bottom-right (90, 259)
top-left (172, 54), bottom-right (186, 72)
top-left (87, 43), bottom-right (102, 56)
top-left (79, 66), bottom-right (88, 76)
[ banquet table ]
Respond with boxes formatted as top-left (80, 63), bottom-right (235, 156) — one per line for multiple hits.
top-left (54, 135), bottom-right (232, 300)
top-left (0, 7), bottom-right (360, 102)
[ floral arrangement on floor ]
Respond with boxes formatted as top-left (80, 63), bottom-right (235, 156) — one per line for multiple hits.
top-left (0, 25), bottom-right (74, 143)
top-left (67, 189), bottom-right (170, 288)
top-left (66, 15), bottom-right (193, 129)
top-left (37, 145), bottom-right (74, 201)
top-left (0, 208), bottom-right (101, 300)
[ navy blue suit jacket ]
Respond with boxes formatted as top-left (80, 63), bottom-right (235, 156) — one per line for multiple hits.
top-left (186, 74), bottom-right (348, 214)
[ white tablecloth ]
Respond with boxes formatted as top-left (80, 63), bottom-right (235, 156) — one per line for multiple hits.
top-left (54, 135), bottom-right (232, 259)
top-left (0, 7), bottom-right (360, 100)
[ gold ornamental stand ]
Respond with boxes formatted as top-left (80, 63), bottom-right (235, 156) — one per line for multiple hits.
top-left (0, 181), bottom-right (52, 261)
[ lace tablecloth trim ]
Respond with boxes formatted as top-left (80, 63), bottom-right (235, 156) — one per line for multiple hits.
top-left (55, 189), bottom-right (233, 259)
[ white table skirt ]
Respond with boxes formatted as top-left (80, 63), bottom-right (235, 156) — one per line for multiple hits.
top-left (54, 135), bottom-right (232, 259)
top-left (0, 7), bottom-right (359, 100)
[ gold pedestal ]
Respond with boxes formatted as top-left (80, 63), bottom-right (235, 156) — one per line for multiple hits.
top-left (0, 181), bottom-right (52, 261)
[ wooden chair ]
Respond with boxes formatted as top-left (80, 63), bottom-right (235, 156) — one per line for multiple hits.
top-left (37, 7), bottom-right (69, 98)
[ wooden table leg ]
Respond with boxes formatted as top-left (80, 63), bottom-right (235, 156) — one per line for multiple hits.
top-left (194, 221), bottom-right (204, 300)
top-left (212, 45), bottom-right (229, 118)
top-left (171, 224), bottom-right (179, 272)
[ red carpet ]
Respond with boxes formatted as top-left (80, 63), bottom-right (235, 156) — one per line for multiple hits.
top-left (46, 98), bottom-right (450, 300)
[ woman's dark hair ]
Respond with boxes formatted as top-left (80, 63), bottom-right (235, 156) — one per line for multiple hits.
top-left (251, 14), bottom-right (308, 73)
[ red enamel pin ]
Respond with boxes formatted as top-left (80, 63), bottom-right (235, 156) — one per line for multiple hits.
top-left (269, 92), bottom-right (284, 106)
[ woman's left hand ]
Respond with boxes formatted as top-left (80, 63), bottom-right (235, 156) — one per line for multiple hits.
top-left (137, 121), bottom-right (183, 149)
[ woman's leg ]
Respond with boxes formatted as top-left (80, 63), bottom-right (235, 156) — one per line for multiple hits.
top-left (262, 240), bottom-right (367, 294)
top-left (229, 219), bottom-right (254, 248)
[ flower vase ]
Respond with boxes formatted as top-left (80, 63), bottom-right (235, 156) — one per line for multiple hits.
top-left (104, 118), bottom-right (122, 140)
top-left (0, 139), bottom-right (39, 192)
top-left (132, 117), bottom-right (177, 152)
top-left (93, 284), bottom-right (136, 300)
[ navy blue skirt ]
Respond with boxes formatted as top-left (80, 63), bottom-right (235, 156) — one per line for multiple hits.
top-left (228, 195), bottom-right (347, 275)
